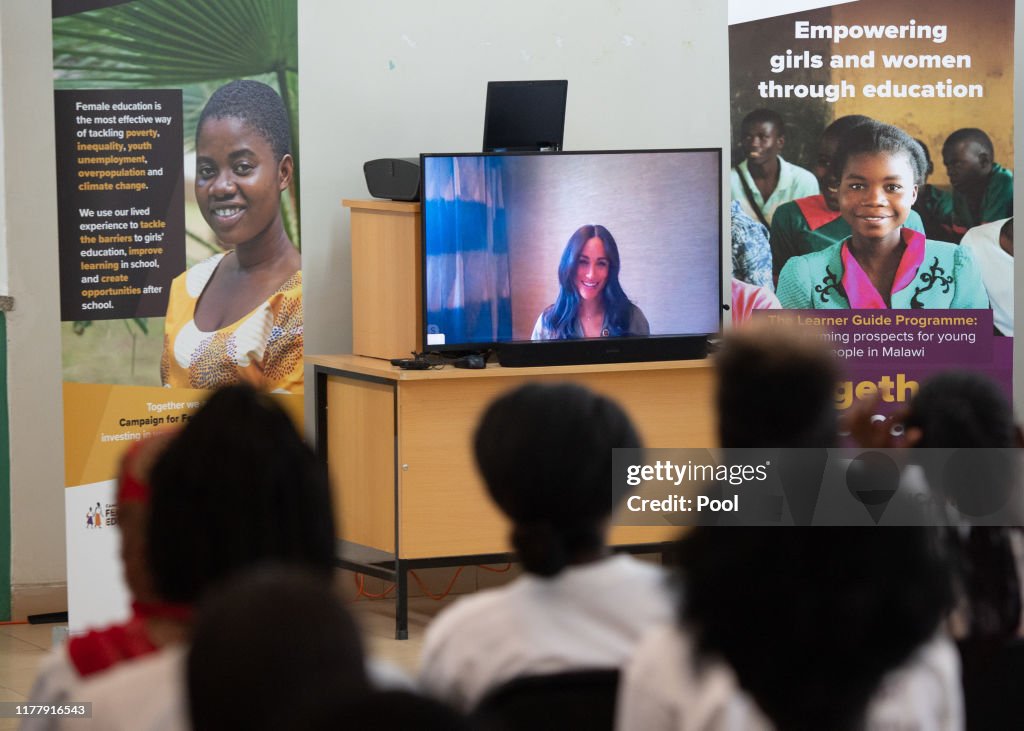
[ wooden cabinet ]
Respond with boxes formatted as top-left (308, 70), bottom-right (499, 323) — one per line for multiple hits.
top-left (344, 199), bottom-right (422, 359)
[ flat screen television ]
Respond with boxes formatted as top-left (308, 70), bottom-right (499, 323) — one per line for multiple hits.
top-left (420, 149), bottom-right (723, 367)
top-left (482, 80), bottom-right (568, 152)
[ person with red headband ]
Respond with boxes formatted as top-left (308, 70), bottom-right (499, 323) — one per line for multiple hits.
top-left (51, 384), bottom-right (337, 731)
top-left (23, 430), bottom-right (179, 729)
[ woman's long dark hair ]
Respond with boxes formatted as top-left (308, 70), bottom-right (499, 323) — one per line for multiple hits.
top-left (541, 224), bottom-right (636, 338)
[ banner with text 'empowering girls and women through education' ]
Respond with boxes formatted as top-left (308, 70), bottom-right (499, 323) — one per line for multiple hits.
top-left (728, 0), bottom-right (1013, 419)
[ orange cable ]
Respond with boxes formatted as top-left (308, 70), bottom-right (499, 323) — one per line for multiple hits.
top-left (351, 562), bottom-right (509, 602)
top-left (0, 620), bottom-right (29, 626)
top-left (409, 567), bottom-right (465, 600)
top-left (353, 572), bottom-right (396, 600)
top-left (361, 574), bottom-right (396, 599)
top-left (478, 562), bottom-right (513, 573)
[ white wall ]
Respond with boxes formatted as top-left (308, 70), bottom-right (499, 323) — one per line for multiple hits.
top-left (2, 0), bottom-right (67, 605)
top-left (297, 0), bottom-right (731, 362)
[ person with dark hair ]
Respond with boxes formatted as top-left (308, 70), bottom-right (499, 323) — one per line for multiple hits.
top-left (145, 385), bottom-right (335, 601)
top-left (671, 527), bottom-right (954, 731)
top-left (418, 383), bottom-right (672, 710)
top-left (855, 370), bottom-right (1022, 639)
top-left (161, 79), bottom-right (303, 393)
top-left (618, 328), bottom-right (962, 731)
top-left (942, 127), bottom-right (1013, 239)
top-left (188, 567), bottom-right (369, 731)
top-left (63, 384), bottom-right (337, 730)
top-left (770, 115), bottom-right (927, 276)
top-left (777, 120), bottom-right (989, 309)
top-left (24, 431), bottom-right (179, 730)
top-left (854, 370), bottom-right (1024, 728)
top-left (911, 137), bottom-right (957, 242)
top-left (531, 224), bottom-right (649, 340)
top-left (902, 370), bottom-right (1017, 451)
top-left (961, 217), bottom-right (1013, 335)
top-left (730, 108), bottom-right (818, 227)
top-left (715, 325), bottom-right (839, 448)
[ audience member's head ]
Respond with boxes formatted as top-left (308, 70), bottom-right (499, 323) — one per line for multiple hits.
top-left (902, 369), bottom-right (1018, 514)
top-left (474, 383), bottom-right (640, 577)
top-left (904, 370), bottom-right (1022, 641)
top-left (187, 566), bottom-right (367, 731)
top-left (716, 325), bottom-right (839, 448)
top-left (942, 128), bottom-right (995, 193)
top-left (678, 526), bottom-right (954, 731)
top-left (904, 370), bottom-right (1015, 449)
top-left (63, 429), bottom-right (184, 679)
top-left (147, 384), bottom-right (336, 605)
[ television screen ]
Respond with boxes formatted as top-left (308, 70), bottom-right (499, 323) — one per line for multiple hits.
top-left (421, 150), bottom-right (722, 363)
top-left (483, 80), bottom-right (567, 152)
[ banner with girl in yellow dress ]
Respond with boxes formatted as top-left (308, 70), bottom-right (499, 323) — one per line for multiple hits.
top-left (52, 0), bottom-right (302, 629)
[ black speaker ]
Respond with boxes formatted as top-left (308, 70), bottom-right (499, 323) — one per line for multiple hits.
top-left (363, 158), bottom-right (420, 202)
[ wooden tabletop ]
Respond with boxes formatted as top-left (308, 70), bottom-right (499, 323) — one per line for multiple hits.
top-left (306, 353), bottom-right (713, 381)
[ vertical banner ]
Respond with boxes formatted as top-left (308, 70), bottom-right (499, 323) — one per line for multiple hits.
top-left (728, 0), bottom-right (1013, 417)
top-left (53, 0), bottom-right (301, 630)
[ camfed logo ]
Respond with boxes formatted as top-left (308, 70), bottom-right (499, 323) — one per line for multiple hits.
top-left (85, 501), bottom-right (117, 530)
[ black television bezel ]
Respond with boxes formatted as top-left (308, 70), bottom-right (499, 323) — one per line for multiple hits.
top-left (482, 80), bottom-right (568, 152)
top-left (419, 148), bottom-right (724, 367)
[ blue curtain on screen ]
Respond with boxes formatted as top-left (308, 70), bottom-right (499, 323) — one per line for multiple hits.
top-left (424, 157), bottom-right (512, 345)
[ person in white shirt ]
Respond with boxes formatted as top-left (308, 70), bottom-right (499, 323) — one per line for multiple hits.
top-left (419, 383), bottom-right (674, 711)
top-left (960, 217), bottom-right (1013, 335)
top-left (617, 622), bottom-right (962, 731)
top-left (617, 328), bottom-right (960, 731)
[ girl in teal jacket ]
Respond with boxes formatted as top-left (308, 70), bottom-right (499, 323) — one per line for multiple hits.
top-left (778, 121), bottom-right (989, 310)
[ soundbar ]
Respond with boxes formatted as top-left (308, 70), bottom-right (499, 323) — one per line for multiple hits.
top-left (496, 336), bottom-right (709, 367)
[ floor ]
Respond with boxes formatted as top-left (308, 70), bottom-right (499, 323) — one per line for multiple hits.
top-left (0, 595), bottom-right (443, 730)
top-left (0, 622), bottom-right (61, 731)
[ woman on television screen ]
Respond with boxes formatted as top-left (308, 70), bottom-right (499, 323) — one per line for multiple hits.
top-left (531, 224), bottom-right (649, 340)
